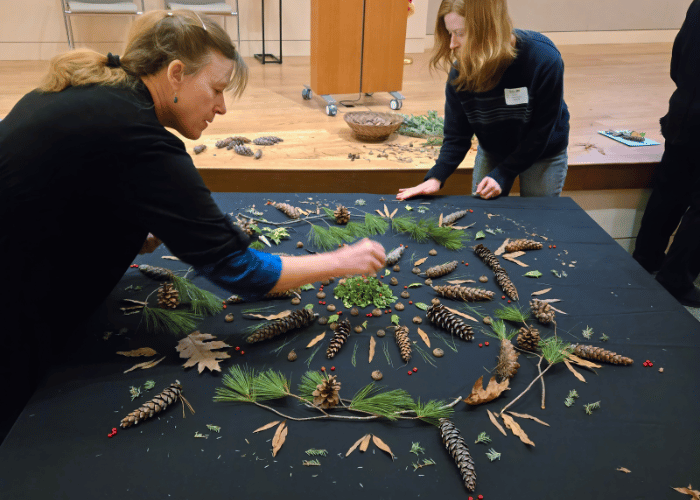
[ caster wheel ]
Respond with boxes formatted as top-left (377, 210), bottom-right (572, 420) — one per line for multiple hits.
top-left (364, 93), bottom-right (374, 97)
top-left (390, 99), bottom-right (403, 110)
top-left (302, 88), bottom-right (312, 100)
top-left (326, 104), bottom-right (337, 116)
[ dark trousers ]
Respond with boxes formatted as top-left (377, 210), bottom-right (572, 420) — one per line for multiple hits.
top-left (633, 140), bottom-right (700, 294)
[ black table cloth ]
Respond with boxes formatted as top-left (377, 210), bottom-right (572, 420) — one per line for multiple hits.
top-left (1, 193), bottom-right (699, 500)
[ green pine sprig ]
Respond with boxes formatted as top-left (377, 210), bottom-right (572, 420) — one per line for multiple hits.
top-left (348, 384), bottom-right (414, 420)
top-left (214, 365), bottom-right (257, 403)
top-left (410, 398), bottom-right (454, 426)
top-left (171, 276), bottom-right (223, 316)
top-left (142, 307), bottom-right (201, 336)
top-left (364, 213), bottom-right (389, 235)
top-left (492, 304), bottom-right (531, 323)
top-left (297, 370), bottom-right (325, 401)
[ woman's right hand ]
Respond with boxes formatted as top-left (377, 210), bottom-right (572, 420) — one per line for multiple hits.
top-left (396, 178), bottom-right (441, 200)
top-left (334, 238), bottom-right (386, 276)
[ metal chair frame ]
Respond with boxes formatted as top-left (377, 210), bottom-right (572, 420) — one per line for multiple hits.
top-left (61, 0), bottom-right (145, 50)
top-left (164, 0), bottom-right (241, 53)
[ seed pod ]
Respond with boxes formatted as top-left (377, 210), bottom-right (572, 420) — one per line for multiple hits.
top-left (224, 313), bottom-right (235, 323)
top-left (394, 326), bottom-right (412, 363)
top-left (246, 308), bottom-right (317, 343)
top-left (439, 418), bottom-right (476, 492)
top-left (233, 144), bottom-right (255, 156)
top-left (193, 144), bottom-right (207, 154)
top-left (442, 209), bottom-right (469, 226)
top-left (393, 265), bottom-right (400, 272)
top-left (573, 345), bottom-right (633, 365)
top-left (120, 381), bottom-right (183, 428)
top-left (504, 239), bottom-right (543, 252)
top-left (433, 285), bottom-right (494, 302)
top-left (425, 261), bottom-right (459, 278)
top-left (138, 264), bottom-right (174, 281)
top-left (433, 348), bottom-right (444, 358)
top-left (327, 319), bottom-right (351, 358)
top-left (287, 350), bottom-right (297, 361)
top-left (426, 303), bottom-right (473, 341)
top-left (371, 370), bottom-right (383, 381)
top-left (394, 303), bottom-right (405, 311)
top-left (385, 245), bottom-right (405, 266)
top-left (429, 249), bottom-right (438, 256)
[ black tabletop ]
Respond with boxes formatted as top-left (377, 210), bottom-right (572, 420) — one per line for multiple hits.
top-left (1, 193), bottom-right (699, 500)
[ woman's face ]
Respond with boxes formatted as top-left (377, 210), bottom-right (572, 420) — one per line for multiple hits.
top-left (444, 12), bottom-right (466, 50)
top-left (173, 50), bottom-right (234, 140)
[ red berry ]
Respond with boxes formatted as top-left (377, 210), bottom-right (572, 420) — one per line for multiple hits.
top-left (508, 300), bottom-right (511, 303)
top-left (108, 433), bottom-right (114, 438)
top-left (222, 304), bottom-right (227, 309)
top-left (322, 301), bottom-right (326, 305)
top-left (478, 496), bottom-right (484, 500)
top-left (337, 311), bottom-right (342, 315)
top-left (240, 351), bottom-right (245, 355)
top-left (649, 362), bottom-right (654, 367)
top-left (479, 343), bottom-right (483, 348)
top-left (413, 367), bottom-right (418, 372)
top-left (112, 427), bottom-right (117, 432)
top-left (502, 296), bottom-right (506, 299)
top-left (549, 245), bottom-right (552, 249)
top-left (469, 209), bottom-right (473, 213)
top-left (485, 341), bottom-right (490, 346)
top-left (407, 371), bottom-right (412, 375)
top-left (380, 275), bottom-right (384, 279)
top-left (465, 263), bottom-right (469, 266)
top-left (321, 366), bottom-right (326, 372)
top-left (235, 346), bottom-right (240, 351)
top-left (331, 366), bottom-right (335, 371)
top-left (404, 286), bottom-right (408, 289)
top-left (553, 245), bottom-right (557, 249)
top-left (409, 301), bottom-right (413, 305)
top-left (469, 497), bottom-right (474, 500)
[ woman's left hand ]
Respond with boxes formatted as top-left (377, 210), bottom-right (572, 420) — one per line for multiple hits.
top-left (475, 176), bottom-right (502, 199)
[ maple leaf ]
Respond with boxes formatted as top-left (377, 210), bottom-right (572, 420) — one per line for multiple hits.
top-left (176, 331), bottom-right (231, 373)
top-left (464, 375), bottom-right (510, 405)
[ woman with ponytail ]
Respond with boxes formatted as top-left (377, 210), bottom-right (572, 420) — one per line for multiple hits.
top-left (397, 0), bottom-right (570, 200)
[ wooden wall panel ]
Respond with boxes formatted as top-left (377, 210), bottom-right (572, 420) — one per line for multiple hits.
top-left (360, 0), bottom-right (407, 93)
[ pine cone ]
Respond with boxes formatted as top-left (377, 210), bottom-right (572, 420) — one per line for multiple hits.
top-left (246, 308), bottom-right (316, 343)
top-left (269, 201), bottom-right (301, 219)
top-left (312, 375), bottom-right (341, 409)
top-left (215, 137), bottom-right (235, 148)
top-left (494, 268), bottom-right (519, 301)
top-left (157, 282), bottom-right (180, 309)
top-left (530, 299), bottom-right (555, 324)
top-left (426, 303), bottom-right (474, 341)
top-left (504, 239), bottom-right (543, 252)
top-left (193, 144), bottom-right (206, 155)
top-left (473, 244), bottom-right (502, 271)
top-left (495, 338), bottom-right (520, 381)
top-left (253, 136), bottom-right (283, 145)
top-left (425, 261), bottom-right (459, 279)
top-left (439, 418), bottom-right (476, 492)
top-left (326, 319), bottom-right (351, 358)
top-left (138, 264), bottom-right (174, 281)
top-left (433, 284), bottom-right (494, 302)
top-left (121, 382), bottom-right (182, 428)
top-left (517, 326), bottom-right (540, 352)
top-left (394, 326), bottom-right (412, 363)
top-left (334, 205), bottom-right (350, 224)
top-left (442, 210), bottom-right (468, 226)
top-left (573, 345), bottom-right (633, 365)
top-left (233, 144), bottom-right (255, 156)
top-left (385, 244), bottom-right (405, 265)
top-left (264, 289), bottom-right (301, 299)
top-left (233, 217), bottom-right (255, 236)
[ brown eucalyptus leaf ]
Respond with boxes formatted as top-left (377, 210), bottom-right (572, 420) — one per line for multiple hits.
top-left (444, 305), bottom-right (478, 323)
top-left (548, 304), bottom-right (567, 315)
top-left (450, 223), bottom-right (475, 230)
top-left (464, 375), bottom-right (510, 405)
top-left (531, 288), bottom-right (552, 296)
top-left (359, 433), bottom-right (372, 452)
top-left (447, 279), bottom-right (476, 284)
top-left (564, 359), bottom-right (587, 383)
top-left (416, 328), bottom-right (431, 348)
top-left (371, 435), bottom-right (395, 459)
top-left (502, 413), bottom-right (535, 446)
top-left (307, 331), bottom-right (326, 348)
top-left (246, 310), bottom-right (292, 320)
top-left (502, 253), bottom-right (528, 267)
top-left (176, 331), bottom-right (231, 373)
top-left (384, 204), bottom-right (391, 218)
top-left (438, 213), bottom-right (444, 227)
top-left (116, 347), bottom-right (157, 357)
top-left (253, 420), bottom-right (281, 433)
top-left (369, 336), bottom-right (376, 363)
top-left (567, 354), bottom-right (602, 369)
top-left (346, 434), bottom-right (368, 456)
top-left (271, 420), bottom-right (288, 457)
top-left (537, 298), bottom-right (561, 303)
top-left (672, 485), bottom-right (700, 500)
top-left (123, 356), bottom-right (165, 373)
top-left (487, 409), bottom-right (507, 436)
top-left (504, 251), bottom-right (526, 259)
top-left (494, 239), bottom-right (510, 255)
top-left (507, 412), bottom-right (550, 427)
top-left (389, 208), bottom-right (398, 219)
top-left (161, 255), bottom-right (180, 261)
top-left (375, 209), bottom-right (385, 217)
top-left (414, 257), bottom-right (428, 266)
top-left (616, 467), bottom-right (632, 474)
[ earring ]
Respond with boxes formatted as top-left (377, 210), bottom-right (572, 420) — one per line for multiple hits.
top-left (174, 95), bottom-right (178, 104)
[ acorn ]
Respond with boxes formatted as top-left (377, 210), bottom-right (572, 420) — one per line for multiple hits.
top-left (371, 370), bottom-right (383, 381)
top-left (483, 316), bottom-right (492, 325)
top-left (351, 307), bottom-right (360, 316)
top-left (291, 297), bottom-right (301, 305)
top-left (412, 316), bottom-right (423, 324)
top-left (224, 313), bottom-right (235, 323)
top-left (401, 291), bottom-right (410, 299)
top-left (394, 303), bottom-right (405, 311)
top-left (429, 249), bottom-right (438, 256)
top-left (425, 278), bottom-right (433, 286)
top-left (372, 308), bottom-right (382, 317)
top-left (376, 329), bottom-right (386, 337)
top-left (479, 275), bottom-right (489, 283)
top-left (354, 326), bottom-right (363, 333)
top-left (296, 241), bottom-right (304, 248)
top-left (317, 291), bottom-right (326, 299)
top-left (433, 348), bottom-right (444, 358)
top-left (393, 265), bottom-right (401, 272)
top-left (287, 350), bottom-right (297, 362)
top-left (390, 277), bottom-right (399, 286)
top-left (326, 304), bottom-right (336, 312)
top-left (412, 267), bottom-right (421, 274)
top-left (318, 316), bottom-right (329, 325)
top-left (431, 298), bottom-right (440, 305)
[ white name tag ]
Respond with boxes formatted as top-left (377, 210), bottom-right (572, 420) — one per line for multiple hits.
top-left (504, 87), bottom-right (529, 105)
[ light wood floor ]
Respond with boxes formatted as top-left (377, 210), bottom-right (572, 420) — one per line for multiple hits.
top-left (0, 43), bottom-right (675, 193)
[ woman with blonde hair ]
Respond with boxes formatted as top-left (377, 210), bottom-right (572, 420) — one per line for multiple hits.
top-left (397, 0), bottom-right (569, 200)
top-left (0, 10), bottom-right (384, 442)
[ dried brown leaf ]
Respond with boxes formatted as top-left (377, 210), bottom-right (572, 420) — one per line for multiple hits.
top-left (507, 412), bottom-right (550, 427)
top-left (504, 251), bottom-right (526, 259)
top-left (416, 328), bottom-right (431, 348)
top-left (346, 434), bottom-right (368, 456)
top-left (548, 304), bottom-right (567, 315)
top-left (447, 279), bottom-right (476, 285)
top-left (464, 375), bottom-right (510, 405)
top-left (271, 420), bottom-right (288, 457)
top-left (616, 467), bottom-right (632, 474)
top-left (176, 331), bottom-right (231, 373)
top-left (375, 209), bottom-right (385, 217)
top-left (673, 485), bottom-right (700, 499)
top-left (567, 353), bottom-right (602, 369)
top-left (389, 208), bottom-right (398, 219)
top-left (307, 331), bottom-right (326, 348)
top-left (502, 253), bottom-right (528, 267)
top-left (414, 257), bottom-right (428, 267)
top-left (161, 255), bottom-right (180, 261)
top-left (372, 435), bottom-right (395, 459)
top-left (359, 433), bottom-right (372, 452)
top-left (246, 310), bottom-right (292, 320)
top-left (123, 356), bottom-right (165, 373)
top-left (450, 223), bottom-right (475, 230)
top-left (531, 288), bottom-right (552, 296)
top-left (564, 359), bottom-right (587, 383)
top-left (369, 336), bottom-right (376, 363)
top-left (384, 204), bottom-right (391, 218)
top-left (502, 413), bottom-right (535, 446)
top-left (253, 420), bottom-right (281, 433)
top-left (494, 238), bottom-right (510, 256)
top-left (116, 347), bottom-right (157, 357)
top-left (444, 305), bottom-right (478, 323)
top-left (487, 409), bottom-right (507, 436)
top-left (438, 213), bottom-right (444, 227)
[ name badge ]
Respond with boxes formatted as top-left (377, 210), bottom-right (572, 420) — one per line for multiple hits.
top-left (504, 87), bottom-right (529, 105)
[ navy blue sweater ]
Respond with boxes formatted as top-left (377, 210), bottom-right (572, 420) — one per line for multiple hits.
top-left (425, 29), bottom-right (569, 190)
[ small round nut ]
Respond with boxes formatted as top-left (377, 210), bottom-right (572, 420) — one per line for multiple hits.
top-left (479, 275), bottom-right (488, 283)
top-left (483, 316), bottom-right (492, 325)
top-left (329, 322), bottom-right (338, 331)
top-left (354, 326), bottom-right (363, 333)
top-left (401, 291), bottom-right (410, 299)
top-left (390, 277), bottom-right (398, 286)
top-left (376, 329), bottom-right (386, 338)
top-left (431, 298), bottom-right (440, 305)
top-left (372, 308), bottom-right (382, 317)
top-left (412, 267), bottom-right (421, 275)
top-left (394, 303), bottom-right (405, 311)
top-left (224, 313), bottom-right (235, 323)
top-left (318, 316), bottom-right (329, 325)
top-left (351, 307), bottom-right (359, 316)
top-left (317, 291), bottom-right (326, 299)
top-left (412, 316), bottom-right (423, 324)
top-left (326, 304), bottom-right (336, 312)
top-left (296, 241), bottom-right (304, 248)
top-left (658, 367), bottom-right (664, 373)
top-left (428, 249), bottom-right (438, 256)
top-left (321, 279), bottom-right (331, 286)
top-left (291, 297), bottom-right (301, 305)
top-left (393, 265), bottom-right (400, 272)
top-left (424, 278), bottom-right (433, 286)
top-left (371, 370), bottom-right (383, 381)
top-left (287, 350), bottom-right (297, 362)
top-left (432, 348), bottom-right (444, 358)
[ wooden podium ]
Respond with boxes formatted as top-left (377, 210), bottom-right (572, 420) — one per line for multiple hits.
top-left (303, 0), bottom-right (408, 115)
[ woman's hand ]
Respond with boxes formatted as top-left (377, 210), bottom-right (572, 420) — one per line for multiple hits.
top-left (139, 233), bottom-right (162, 254)
top-left (475, 176), bottom-right (502, 199)
top-left (396, 178), bottom-right (441, 200)
top-left (333, 238), bottom-right (386, 276)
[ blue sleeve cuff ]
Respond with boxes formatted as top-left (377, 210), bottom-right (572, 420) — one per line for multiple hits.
top-left (194, 248), bottom-right (282, 301)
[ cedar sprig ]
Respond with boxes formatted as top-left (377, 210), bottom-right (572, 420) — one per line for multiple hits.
top-left (410, 398), bottom-right (454, 426)
top-left (410, 442), bottom-right (426, 456)
top-left (486, 448), bottom-right (502, 461)
top-left (364, 213), bottom-right (390, 235)
top-left (584, 401), bottom-right (601, 415)
top-left (214, 365), bottom-right (257, 402)
top-left (492, 304), bottom-right (531, 324)
top-left (142, 307), bottom-right (201, 336)
top-left (348, 384), bottom-right (414, 420)
top-left (564, 389), bottom-right (579, 407)
top-left (412, 458), bottom-right (437, 470)
top-left (305, 449), bottom-right (328, 456)
top-left (475, 432), bottom-right (491, 444)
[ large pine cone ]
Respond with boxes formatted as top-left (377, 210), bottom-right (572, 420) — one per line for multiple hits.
top-left (269, 201), bottom-right (300, 219)
top-left (157, 282), bottom-right (180, 309)
top-left (442, 209), bottom-right (468, 226)
top-left (334, 205), bottom-right (350, 224)
top-left (246, 308), bottom-right (316, 343)
top-left (494, 268), bottom-right (519, 301)
top-left (530, 299), bottom-right (555, 324)
top-left (312, 375), bottom-right (341, 409)
top-left (394, 326), bottom-right (412, 363)
top-left (426, 303), bottom-right (473, 341)
top-left (517, 326), bottom-right (540, 351)
top-left (121, 382), bottom-right (182, 428)
top-left (439, 418), bottom-right (477, 492)
top-left (573, 345), bottom-right (633, 365)
top-left (504, 239), bottom-right (543, 252)
top-left (385, 244), bottom-right (405, 265)
top-left (433, 284), bottom-right (494, 301)
top-left (327, 319), bottom-right (351, 358)
top-left (495, 338), bottom-right (520, 381)
top-left (253, 136), bottom-right (283, 145)
top-left (425, 261), bottom-right (459, 279)
top-left (233, 144), bottom-right (255, 156)
top-left (473, 244), bottom-right (502, 271)
top-left (138, 264), bottom-right (174, 281)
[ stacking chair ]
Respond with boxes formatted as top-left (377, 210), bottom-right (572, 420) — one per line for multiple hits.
top-left (164, 0), bottom-right (241, 51)
top-left (61, 0), bottom-right (145, 50)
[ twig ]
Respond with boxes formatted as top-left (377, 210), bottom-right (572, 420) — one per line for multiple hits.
top-left (500, 363), bottom-right (554, 415)
top-left (538, 356), bottom-right (546, 410)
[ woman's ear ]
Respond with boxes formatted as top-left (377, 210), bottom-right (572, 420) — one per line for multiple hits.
top-left (166, 59), bottom-right (186, 90)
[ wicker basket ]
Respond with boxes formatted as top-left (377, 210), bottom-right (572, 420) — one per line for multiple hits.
top-left (344, 112), bottom-right (404, 141)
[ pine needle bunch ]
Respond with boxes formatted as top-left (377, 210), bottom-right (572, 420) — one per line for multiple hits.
top-left (252, 370), bottom-right (291, 400)
top-left (348, 384), bottom-right (414, 420)
top-left (392, 216), bottom-right (431, 243)
top-left (345, 221), bottom-right (370, 238)
top-left (307, 224), bottom-right (344, 251)
top-left (214, 365), bottom-right (257, 403)
top-left (297, 371), bottom-right (326, 402)
top-left (483, 318), bottom-right (518, 341)
top-left (427, 224), bottom-right (469, 251)
top-left (328, 225), bottom-right (356, 244)
top-left (492, 304), bottom-right (530, 324)
top-left (142, 307), bottom-right (201, 336)
top-left (540, 337), bottom-right (573, 365)
top-left (170, 276), bottom-right (224, 316)
top-left (411, 398), bottom-right (454, 426)
top-left (364, 213), bottom-right (389, 235)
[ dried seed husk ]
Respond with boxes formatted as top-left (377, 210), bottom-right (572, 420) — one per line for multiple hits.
top-left (433, 348), bottom-right (444, 357)
top-left (224, 313), bottom-right (234, 323)
top-left (393, 265), bottom-right (400, 272)
top-left (376, 329), bottom-right (386, 338)
top-left (394, 303), bottom-right (405, 311)
top-left (287, 350), bottom-right (297, 361)
top-left (371, 370), bottom-right (383, 381)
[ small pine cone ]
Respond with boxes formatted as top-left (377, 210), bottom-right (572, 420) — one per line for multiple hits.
top-left (233, 144), bottom-right (255, 156)
top-left (517, 326), bottom-right (540, 352)
top-left (254, 149), bottom-right (262, 159)
top-left (504, 239), bottom-right (543, 252)
top-left (530, 299), bottom-right (555, 324)
top-left (426, 303), bottom-right (474, 341)
top-left (394, 326), bottom-right (412, 363)
top-left (573, 345), bottom-right (633, 365)
top-left (157, 282), bottom-right (180, 309)
top-left (264, 289), bottom-right (300, 299)
top-left (233, 217), bottom-right (255, 236)
top-left (215, 137), bottom-right (235, 148)
top-left (246, 308), bottom-right (316, 343)
top-left (334, 205), bottom-right (350, 224)
top-left (433, 284), bottom-right (494, 302)
top-left (442, 209), bottom-right (469, 226)
top-left (230, 136), bottom-right (251, 144)
top-left (495, 338), bottom-right (520, 381)
top-left (494, 269), bottom-right (519, 301)
top-left (193, 144), bottom-right (207, 154)
top-left (326, 319), bottom-right (351, 358)
top-left (473, 244), bottom-right (502, 271)
top-left (385, 244), bottom-right (405, 265)
top-left (424, 261), bottom-right (459, 279)
top-left (253, 136), bottom-right (283, 145)
top-left (312, 374), bottom-right (341, 409)
top-left (269, 201), bottom-right (301, 219)
top-left (138, 264), bottom-right (174, 281)
top-left (226, 294), bottom-right (243, 304)
top-left (225, 138), bottom-right (247, 150)
top-left (439, 418), bottom-right (476, 492)
top-left (121, 382), bottom-right (182, 428)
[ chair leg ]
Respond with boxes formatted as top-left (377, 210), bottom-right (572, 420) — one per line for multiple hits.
top-left (62, 11), bottom-right (75, 49)
top-left (235, 0), bottom-right (241, 52)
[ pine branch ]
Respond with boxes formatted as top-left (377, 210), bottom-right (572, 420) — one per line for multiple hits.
top-left (171, 276), bottom-right (223, 316)
top-left (345, 221), bottom-right (370, 238)
top-left (493, 304), bottom-right (531, 324)
top-left (348, 385), bottom-right (415, 420)
top-left (141, 307), bottom-right (201, 336)
top-left (252, 370), bottom-right (291, 400)
top-left (410, 398), bottom-right (454, 426)
top-left (214, 365), bottom-right (257, 402)
top-left (307, 224), bottom-right (342, 251)
top-left (364, 213), bottom-right (389, 235)
top-left (297, 370), bottom-right (325, 401)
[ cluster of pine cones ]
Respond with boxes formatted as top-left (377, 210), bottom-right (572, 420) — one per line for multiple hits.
top-left (473, 244), bottom-right (518, 300)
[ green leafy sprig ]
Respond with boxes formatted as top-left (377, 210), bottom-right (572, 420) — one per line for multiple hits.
top-left (333, 276), bottom-right (397, 309)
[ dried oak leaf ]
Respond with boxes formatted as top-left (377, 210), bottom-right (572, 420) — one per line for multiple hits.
top-left (176, 331), bottom-right (231, 373)
top-left (372, 435), bottom-right (395, 459)
top-left (117, 347), bottom-right (157, 357)
top-left (123, 356), bottom-right (165, 374)
top-left (673, 485), bottom-right (700, 500)
top-left (253, 420), bottom-right (281, 433)
top-left (464, 375), bottom-right (510, 405)
top-left (272, 420), bottom-right (288, 457)
top-left (502, 413), bottom-right (535, 446)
